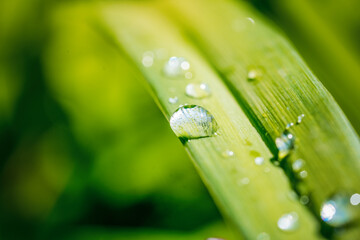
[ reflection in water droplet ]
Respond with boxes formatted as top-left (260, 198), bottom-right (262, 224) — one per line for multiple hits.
top-left (142, 51), bottom-right (154, 67)
top-left (275, 130), bottom-right (295, 159)
top-left (163, 56), bottom-right (191, 78)
top-left (222, 150), bottom-right (234, 158)
top-left (185, 83), bottom-right (211, 98)
top-left (169, 105), bottom-right (218, 140)
top-left (257, 232), bottom-right (270, 240)
top-left (320, 194), bottom-right (355, 227)
top-left (168, 97), bottom-right (178, 104)
top-left (350, 193), bottom-right (360, 206)
top-left (300, 195), bottom-right (309, 205)
top-left (255, 157), bottom-right (265, 165)
top-left (286, 122), bottom-right (294, 129)
top-left (277, 212), bottom-right (299, 232)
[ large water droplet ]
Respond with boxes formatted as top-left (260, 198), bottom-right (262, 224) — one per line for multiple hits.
top-left (163, 56), bottom-right (191, 78)
top-left (275, 130), bottom-right (295, 160)
top-left (277, 212), bottom-right (299, 232)
top-left (169, 105), bottom-right (218, 140)
top-left (185, 83), bottom-right (211, 99)
top-left (320, 193), bottom-right (357, 227)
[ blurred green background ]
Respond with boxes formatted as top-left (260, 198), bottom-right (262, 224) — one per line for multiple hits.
top-left (0, 0), bottom-right (359, 239)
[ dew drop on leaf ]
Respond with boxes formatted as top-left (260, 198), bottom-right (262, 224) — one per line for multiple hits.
top-left (247, 67), bottom-right (263, 81)
top-left (163, 56), bottom-right (191, 78)
top-left (257, 232), bottom-right (270, 240)
top-left (275, 130), bottom-right (295, 160)
top-left (277, 212), bottom-right (299, 232)
top-left (296, 114), bottom-right (305, 124)
top-left (169, 105), bottom-right (218, 140)
top-left (185, 83), bottom-right (211, 98)
top-left (320, 193), bottom-right (358, 227)
top-left (292, 159), bottom-right (305, 172)
top-left (254, 156), bottom-right (265, 165)
top-left (300, 195), bottom-right (309, 205)
top-left (222, 150), bottom-right (234, 158)
top-left (168, 96), bottom-right (178, 104)
top-left (142, 51), bottom-right (154, 67)
top-left (350, 193), bottom-right (360, 206)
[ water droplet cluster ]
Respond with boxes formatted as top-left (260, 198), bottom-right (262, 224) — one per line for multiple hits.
top-left (163, 56), bottom-right (191, 78)
top-left (320, 193), bottom-right (358, 227)
top-left (275, 130), bottom-right (295, 160)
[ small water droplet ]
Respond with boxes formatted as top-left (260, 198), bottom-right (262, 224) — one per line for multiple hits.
top-left (185, 72), bottom-right (193, 79)
top-left (238, 177), bottom-right (250, 185)
top-left (275, 130), bottom-right (295, 160)
top-left (247, 17), bottom-right (255, 24)
top-left (277, 212), bottom-right (299, 232)
top-left (300, 195), bottom-right (310, 205)
top-left (278, 69), bottom-right (287, 78)
top-left (168, 96), bottom-right (178, 104)
top-left (350, 193), bottom-right (360, 206)
top-left (185, 83), bottom-right (211, 98)
top-left (233, 17), bottom-right (255, 32)
top-left (299, 170), bottom-right (308, 179)
top-left (222, 150), bottom-right (234, 158)
top-left (169, 105), bottom-right (218, 140)
top-left (257, 232), bottom-right (270, 240)
top-left (296, 114), bottom-right (305, 124)
top-left (292, 159), bottom-right (305, 172)
top-left (255, 157), bottom-right (265, 165)
top-left (163, 56), bottom-right (191, 78)
top-left (142, 51), bottom-right (154, 67)
top-left (287, 191), bottom-right (298, 201)
top-left (206, 238), bottom-right (225, 240)
top-left (155, 48), bottom-right (167, 59)
top-left (247, 68), bottom-right (263, 81)
top-left (320, 193), bottom-right (356, 227)
top-left (286, 122), bottom-right (294, 129)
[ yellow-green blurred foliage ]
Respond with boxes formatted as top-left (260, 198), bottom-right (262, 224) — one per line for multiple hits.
top-left (0, 1), bottom-right (228, 239)
top-left (1, 0), bottom-right (359, 239)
